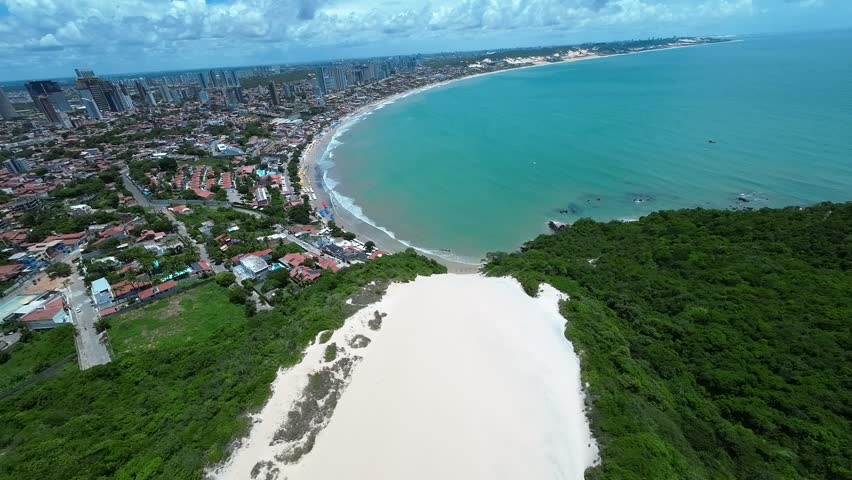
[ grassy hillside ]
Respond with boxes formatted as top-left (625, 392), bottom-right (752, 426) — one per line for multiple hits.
top-left (485, 202), bottom-right (851, 480)
top-left (109, 283), bottom-right (245, 355)
top-left (0, 325), bottom-right (74, 392)
top-left (0, 251), bottom-right (445, 480)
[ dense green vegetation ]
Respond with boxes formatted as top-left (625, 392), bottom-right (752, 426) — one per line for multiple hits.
top-left (21, 206), bottom-right (120, 242)
top-left (485, 202), bottom-right (851, 480)
top-left (0, 326), bottom-right (74, 392)
top-left (0, 251), bottom-right (445, 479)
top-left (239, 70), bottom-right (311, 89)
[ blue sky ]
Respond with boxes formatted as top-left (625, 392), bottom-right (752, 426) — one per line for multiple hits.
top-left (0, 0), bottom-right (850, 81)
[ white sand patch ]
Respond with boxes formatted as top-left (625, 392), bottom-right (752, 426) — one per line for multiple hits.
top-left (210, 274), bottom-right (598, 480)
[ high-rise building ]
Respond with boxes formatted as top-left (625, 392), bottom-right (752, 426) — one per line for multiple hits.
top-left (229, 70), bottom-right (240, 87)
top-left (208, 70), bottom-right (219, 88)
top-left (75, 77), bottom-right (110, 113)
top-left (25, 80), bottom-right (71, 112)
top-left (75, 68), bottom-right (96, 78)
top-left (117, 83), bottom-right (134, 111)
top-left (224, 86), bottom-right (243, 107)
top-left (282, 83), bottom-right (295, 100)
top-left (32, 94), bottom-right (59, 123)
top-left (332, 65), bottom-right (348, 91)
top-left (0, 88), bottom-right (18, 120)
top-left (4, 158), bottom-right (31, 174)
top-left (315, 66), bottom-right (336, 95)
top-left (198, 90), bottom-right (209, 105)
top-left (268, 81), bottom-right (280, 106)
top-left (198, 72), bottom-right (208, 89)
top-left (135, 80), bottom-right (157, 106)
top-left (32, 95), bottom-right (70, 128)
top-left (159, 85), bottom-right (174, 103)
top-left (80, 95), bottom-right (103, 121)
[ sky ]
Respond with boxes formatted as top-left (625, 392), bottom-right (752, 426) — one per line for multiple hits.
top-left (0, 0), bottom-right (850, 81)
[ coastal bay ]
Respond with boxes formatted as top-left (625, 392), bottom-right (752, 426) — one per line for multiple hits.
top-left (310, 31), bottom-right (852, 263)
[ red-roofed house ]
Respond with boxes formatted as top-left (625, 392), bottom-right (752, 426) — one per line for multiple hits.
top-left (369, 250), bottom-right (387, 261)
top-left (0, 264), bottom-right (24, 282)
top-left (20, 295), bottom-right (69, 330)
top-left (193, 188), bottom-right (215, 199)
top-left (317, 256), bottom-right (341, 272)
top-left (190, 260), bottom-right (212, 274)
top-left (0, 230), bottom-right (28, 246)
top-left (43, 231), bottom-right (87, 247)
top-left (137, 279), bottom-right (177, 301)
top-left (280, 252), bottom-right (313, 269)
top-left (290, 265), bottom-right (321, 283)
top-left (138, 230), bottom-right (167, 242)
top-left (110, 280), bottom-right (151, 300)
top-left (169, 205), bottom-right (191, 215)
top-left (290, 224), bottom-right (318, 236)
top-left (99, 306), bottom-right (120, 317)
top-left (99, 224), bottom-right (127, 240)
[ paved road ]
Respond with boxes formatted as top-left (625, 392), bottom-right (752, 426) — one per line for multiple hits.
top-left (232, 206), bottom-right (265, 219)
top-left (272, 226), bottom-right (322, 256)
top-left (163, 210), bottom-right (226, 274)
top-left (62, 251), bottom-right (111, 370)
top-left (122, 170), bottom-right (153, 209)
top-left (122, 169), bottom-right (225, 274)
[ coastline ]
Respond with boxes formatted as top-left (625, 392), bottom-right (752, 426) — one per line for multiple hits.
top-left (300, 39), bottom-right (735, 270)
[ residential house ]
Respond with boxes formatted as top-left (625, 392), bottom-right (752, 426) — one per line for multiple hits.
top-left (91, 277), bottom-right (114, 305)
top-left (137, 279), bottom-right (177, 301)
top-left (233, 255), bottom-right (269, 281)
top-left (0, 264), bottom-right (24, 282)
top-left (109, 280), bottom-right (151, 301)
top-left (290, 265), bottom-right (321, 283)
top-left (0, 291), bottom-right (70, 330)
top-left (230, 248), bottom-right (272, 264)
top-left (169, 205), bottom-right (191, 215)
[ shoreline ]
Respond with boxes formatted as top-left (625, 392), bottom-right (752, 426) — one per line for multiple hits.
top-left (300, 39), bottom-right (735, 270)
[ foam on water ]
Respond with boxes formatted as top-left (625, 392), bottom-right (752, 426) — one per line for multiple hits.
top-left (316, 93), bottom-right (484, 265)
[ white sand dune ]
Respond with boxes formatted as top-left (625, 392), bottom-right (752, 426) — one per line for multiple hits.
top-left (210, 274), bottom-right (598, 480)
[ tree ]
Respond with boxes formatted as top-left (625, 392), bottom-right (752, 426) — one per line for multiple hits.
top-left (94, 319), bottom-right (111, 333)
top-left (46, 262), bottom-right (72, 279)
top-left (288, 204), bottom-right (312, 225)
top-left (19, 327), bottom-right (34, 343)
top-left (364, 241), bottom-right (376, 252)
top-left (227, 284), bottom-right (248, 304)
top-left (244, 299), bottom-right (257, 317)
top-left (215, 272), bottom-right (235, 287)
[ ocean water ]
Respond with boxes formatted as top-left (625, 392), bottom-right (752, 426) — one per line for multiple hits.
top-left (321, 31), bottom-right (852, 262)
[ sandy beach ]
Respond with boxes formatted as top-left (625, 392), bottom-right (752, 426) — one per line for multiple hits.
top-left (209, 274), bottom-right (599, 480)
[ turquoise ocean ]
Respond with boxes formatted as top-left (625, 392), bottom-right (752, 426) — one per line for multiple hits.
top-left (319, 31), bottom-right (852, 263)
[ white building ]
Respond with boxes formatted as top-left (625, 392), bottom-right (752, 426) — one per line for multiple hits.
top-left (232, 255), bottom-right (269, 283)
top-left (91, 277), bottom-right (113, 305)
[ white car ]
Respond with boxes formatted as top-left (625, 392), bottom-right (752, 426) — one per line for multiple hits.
top-left (75, 307), bottom-right (82, 313)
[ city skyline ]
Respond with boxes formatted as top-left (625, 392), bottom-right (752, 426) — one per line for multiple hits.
top-left (1, 0), bottom-right (851, 82)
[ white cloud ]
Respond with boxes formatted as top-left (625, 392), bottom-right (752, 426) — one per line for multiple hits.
top-left (0, 0), bottom-right (836, 79)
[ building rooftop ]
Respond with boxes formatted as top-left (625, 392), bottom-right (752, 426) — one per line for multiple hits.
top-left (239, 255), bottom-right (269, 274)
top-left (91, 277), bottom-right (111, 294)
